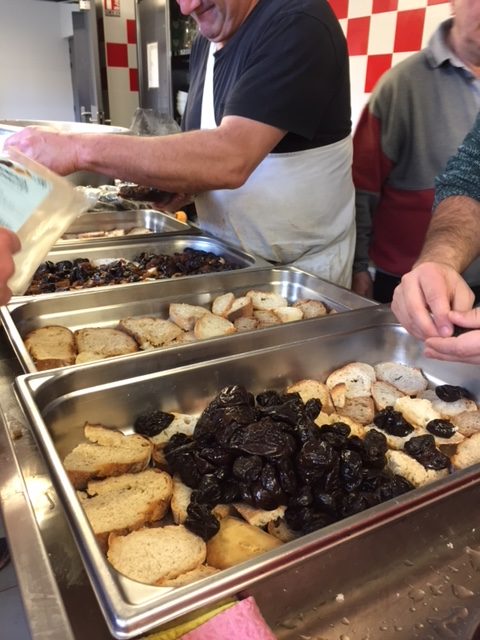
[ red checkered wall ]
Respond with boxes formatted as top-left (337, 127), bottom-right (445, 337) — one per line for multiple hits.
top-left (329, 0), bottom-right (452, 126)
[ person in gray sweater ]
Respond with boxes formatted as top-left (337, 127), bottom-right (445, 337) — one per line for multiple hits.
top-left (392, 111), bottom-right (480, 364)
top-left (352, 7), bottom-right (480, 303)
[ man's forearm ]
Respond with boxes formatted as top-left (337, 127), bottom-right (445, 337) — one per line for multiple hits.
top-left (416, 196), bottom-right (480, 272)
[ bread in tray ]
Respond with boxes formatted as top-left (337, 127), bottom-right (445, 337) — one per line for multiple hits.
top-left (118, 316), bottom-right (184, 349)
top-left (61, 359), bottom-right (480, 589)
top-left (75, 327), bottom-right (138, 359)
top-left (24, 325), bottom-right (76, 370)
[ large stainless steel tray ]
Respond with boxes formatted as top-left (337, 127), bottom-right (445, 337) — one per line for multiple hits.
top-left (2, 266), bottom-right (375, 373)
top-left (57, 210), bottom-right (192, 244)
top-left (14, 305), bottom-right (480, 639)
top-left (14, 235), bottom-right (269, 300)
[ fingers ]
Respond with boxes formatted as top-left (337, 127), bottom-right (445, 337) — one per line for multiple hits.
top-left (448, 307), bottom-right (480, 329)
top-left (0, 228), bottom-right (20, 306)
top-left (391, 269), bottom-right (439, 339)
top-left (424, 330), bottom-right (480, 364)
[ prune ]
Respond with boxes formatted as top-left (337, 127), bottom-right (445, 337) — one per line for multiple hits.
top-left (312, 489), bottom-right (339, 515)
top-left (256, 395), bottom-right (304, 426)
top-left (232, 455), bottom-right (262, 482)
top-left (133, 409), bottom-right (174, 437)
top-left (378, 474), bottom-right (414, 500)
top-left (435, 384), bottom-right (475, 402)
top-left (229, 419), bottom-right (296, 459)
top-left (251, 481), bottom-right (283, 510)
top-left (305, 398), bottom-right (322, 420)
top-left (362, 429), bottom-right (388, 467)
top-left (289, 485), bottom-right (313, 508)
top-left (184, 503), bottom-right (220, 541)
top-left (426, 419), bottom-right (456, 439)
top-left (297, 440), bottom-right (336, 483)
top-left (340, 449), bottom-right (363, 492)
top-left (404, 435), bottom-right (450, 470)
top-left (373, 407), bottom-right (414, 437)
top-left (318, 423), bottom-right (351, 449)
top-left (191, 475), bottom-right (223, 506)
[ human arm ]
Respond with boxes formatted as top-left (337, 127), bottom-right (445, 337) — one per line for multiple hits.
top-left (5, 115), bottom-right (285, 194)
top-left (391, 114), bottom-right (480, 340)
top-left (0, 228), bottom-right (21, 305)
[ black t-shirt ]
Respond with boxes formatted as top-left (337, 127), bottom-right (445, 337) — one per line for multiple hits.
top-left (182, 0), bottom-right (351, 153)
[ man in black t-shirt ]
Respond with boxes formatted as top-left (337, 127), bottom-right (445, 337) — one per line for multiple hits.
top-left (5, 0), bottom-right (356, 291)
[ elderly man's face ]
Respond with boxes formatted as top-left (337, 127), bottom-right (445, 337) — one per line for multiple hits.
top-left (176, 0), bottom-right (259, 45)
top-left (451, 0), bottom-right (480, 66)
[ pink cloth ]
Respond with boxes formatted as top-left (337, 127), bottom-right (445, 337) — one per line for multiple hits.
top-left (182, 597), bottom-right (276, 640)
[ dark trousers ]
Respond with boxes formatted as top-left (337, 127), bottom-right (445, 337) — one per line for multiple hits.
top-left (374, 270), bottom-right (480, 305)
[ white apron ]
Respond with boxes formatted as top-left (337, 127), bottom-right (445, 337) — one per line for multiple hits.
top-left (196, 43), bottom-right (356, 287)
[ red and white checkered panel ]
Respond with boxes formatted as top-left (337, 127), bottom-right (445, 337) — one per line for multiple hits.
top-left (329, 0), bottom-right (451, 126)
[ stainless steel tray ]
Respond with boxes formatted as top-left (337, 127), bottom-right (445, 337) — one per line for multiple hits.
top-left (14, 235), bottom-right (269, 300)
top-left (14, 305), bottom-right (480, 639)
top-left (57, 210), bottom-right (193, 244)
top-left (2, 267), bottom-right (375, 373)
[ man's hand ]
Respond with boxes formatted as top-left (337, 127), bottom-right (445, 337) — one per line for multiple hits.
top-left (391, 261), bottom-right (475, 340)
top-left (351, 270), bottom-right (374, 299)
top-left (0, 228), bottom-right (21, 305)
top-left (424, 308), bottom-right (480, 363)
top-left (5, 126), bottom-right (79, 175)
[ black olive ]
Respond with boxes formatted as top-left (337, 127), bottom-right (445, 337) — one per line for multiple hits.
top-left (426, 419), bottom-right (456, 439)
top-left (435, 384), bottom-right (475, 402)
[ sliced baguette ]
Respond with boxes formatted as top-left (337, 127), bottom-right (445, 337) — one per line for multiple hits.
top-left (211, 292), bottom-right (235, 317)
top-left (374, 362), bottom-right (428, 396)
top-left (386, 449), bottom-right (449, 487)
top-left (24, 325), bottom-right (76, 370)
top-left (107, 525), bottom-right (206, 585)
top-left (394, 397), bottom-right (441, 429)
top-left (226, 296), bottom-right (254, 322)
top-left (371, 380), bottom-right (405, 411)
top-left (253, 309), bottom-right (282, 327)
top-left (233, 317), bottom-right (259, 332)
top-left (233, 503), bottom-right (286, 528)
top-left (82, 469), bottom-right (173, 549)
top-left (245, 290), bottom-right (288, 310)
top-left (63, 424), bottom-right (152, 489)
top-left (452, 410), bottom-right (480, 437)
top-left (336, 396), bottom-right (375, 425)
top-left (326, 362), bottom-right (376, 399)
top-left (156, 564), bottom-right (220, 587)
top-left (171, 474), bottom-right (192, 524)
top-left (451, 432), bottom-right (480, 470)
top-left (118, 316), bottom-right (184, 349)
top-left (74, 328), bottom-right (138, 358)
top-left (418, 389), bottom-right (478, 418)
top-left (292, 299), bottom-right (328, 319)
top-left (267, 518), bottom-right (299, 543)
top-left (169, 303), bottom-right (209, 331)
top-left (273, 306), bottom-right (303, 323)
top-left (194, 313), bottom-right (236, 339)
top-left (75, 351), bottom-right (107, 365)
top-left (286, 379), bottom-right (335, 414)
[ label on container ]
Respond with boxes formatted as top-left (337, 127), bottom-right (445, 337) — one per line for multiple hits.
top-left (0, 157), bottom-right (52, 232)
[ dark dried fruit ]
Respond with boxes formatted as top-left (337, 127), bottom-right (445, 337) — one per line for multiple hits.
top-left (404, 435), bottom-right (450, 470)
top-left (373, 407), bottom-right (414, 437)
top-left (435, 384), bottom-right (475, 403)
top-left (426, 419), bottom-right (456, 439)
top-left (184, 503), bottom-right (220, 541)
top-left (133, 409), bottom-right (174, 437)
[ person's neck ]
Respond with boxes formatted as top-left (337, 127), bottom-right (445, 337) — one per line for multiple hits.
top-left (449, 28), bottom-right (480, 78)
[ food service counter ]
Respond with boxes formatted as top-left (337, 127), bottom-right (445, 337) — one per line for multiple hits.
top-left (3, 324), bottom-right (480, 639)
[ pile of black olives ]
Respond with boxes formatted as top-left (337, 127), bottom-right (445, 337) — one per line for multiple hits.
top-left (137, 385), bottom-right (417, 541)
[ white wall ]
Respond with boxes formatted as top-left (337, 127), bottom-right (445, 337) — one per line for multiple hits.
top-left (0, 0), bottom-right (76, 121)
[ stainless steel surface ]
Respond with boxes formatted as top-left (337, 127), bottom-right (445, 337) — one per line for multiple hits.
top-left (57, 209), bottom-right (192, 245)
top-left (13, 305), bottom-right (480, 638)
top-left (13, 235), bottom-right (269, 301)
top-left (2, 267), bottom-right (375, 373)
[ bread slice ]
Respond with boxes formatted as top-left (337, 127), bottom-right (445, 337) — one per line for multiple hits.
top-left (118, 316), bottom-right (184, 349)
top-left (157, 564), bottom-right (220, 587)
top-left (286, 379), bottom-right (335, 414)
top-left (82, 469), bottom-right (173, 549)
top-left (386, 449), bottom-right (449, 487)
top-left (253, 309), bottom-right (282, 327)
top-left (206, 516), bottom-right (283, 570)
top-left (394, 396), bottom-right (441, 429)
top-left (194, 313), bottom-right (236, 340)
top-left (326, 362), bottom-right (376, 399)
top-left (418, 389), bottom-right (478, 418)
top-left (374, 362), bottom-right (428, 396)
top-left (233, 317), bottom-right (258, 332)
top-left (273, 306), bottom-right (303, 323)
top-left (336, 396), bottom-right (375, 425)
top-left (75, 351), bottom-right (107, 365)
top-left (371, 380), bottom-right (405, 411)
top-left (63, 424), bottom-right (152, 489)
top-left (169, 303), bottom-right (209, 331)
top-left (267, 518), bottom-right (299, 543)
top-left (225, 296), bottom-right (254, 322)
top-left (315, 412), bottom-right (366, 438)
top-left (211, 292), bottom-right (235, 317)
top-left (292, 299), bottom-right (328, 319)
top-left (107, 525), bottom-right (206, 585)
top-left (245, 290), bottom-right (288, 310)
top-left (171, 474), bottom-right (193, 524)
top-left (452, 410), bottom-right (480, 437)
top-left (74, 328), bottom-right (138, 358)
top-left (24, 325), bottom-right (76, 370)
top-left (233, 503), bottom-right (286, 527)
top-left (451, 432), bottom-right (480, 470)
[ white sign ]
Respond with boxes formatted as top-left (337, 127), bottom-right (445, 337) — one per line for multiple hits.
top-left (147, 42), bottom-right (159, 89)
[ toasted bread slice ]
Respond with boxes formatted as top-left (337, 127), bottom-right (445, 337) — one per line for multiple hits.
top-left (326, 362), bottom-right (376, 399)
top-left (157, 564), bottom-right (220, 587)
top-left (292, 299), bottom-right (328, 319)
top-left (451, 432), bottom-right (480, 470)
top-left (24, 325), bottom-right (76, 370)
top-left (63, 424), bottom-right (152, 489)
top-left (273, 306), bottom-right (303, 323)
top-left (267, 518), bottom-right (299, 543)
top-left (233, 503), bottom-right (286, 528)
top-left (452, 410), bottom-right (480, 437)
top-left (226, 296), bottom-right (254, 322)
top-left (394, 396), bottom-right (441, 429)
top-left (386, 449), bottom-right (449, 487)
top-left (245, 290), bottom-right (287, 310)
top-left (82, 469), bottom-right (173, 549)
top-left (371, 380), bottom-right (405, 411)
top-left (211, 292), bottom-right (235, 317)
top-left (169, 303), bottom-right (209, 331)
top-left (374, 362), bottom-right (428, 396)
top-left (75, 328), bottom-right (138, 358)
top-left (286, 379), bottom-right (335, 414)
top-left (170, 474), bottom-right (192, 524)
top-left (253, 309), bottom-right (282, 327)
top-left (233, 317), bottom-right (259, 332)
top-left (75, 351), bottom-right (107, 365)
top-left (118, 316), bottom-right (184, 349)
top-left (418, 389), bottom-right (478, 418)
top-left (107, 525), bottom-right (206, 585)
top-left (336, 396), bottom-right (375, 425)
top-left (194, 313), bottom-right (236, 340)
